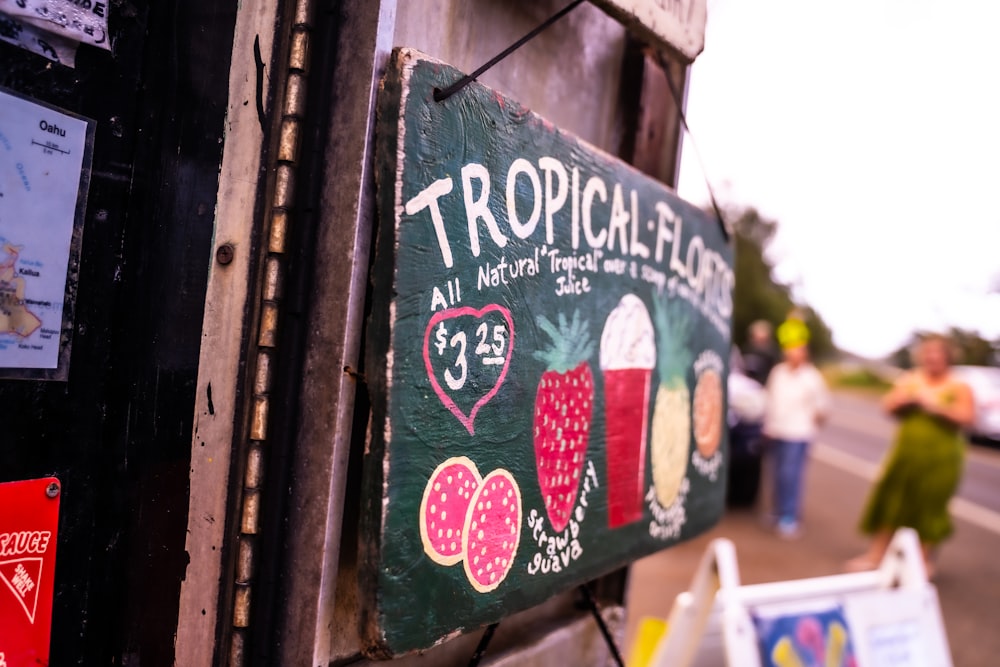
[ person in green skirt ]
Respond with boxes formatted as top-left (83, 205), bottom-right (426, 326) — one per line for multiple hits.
top-left (847, 335), bottom-right (975, 578)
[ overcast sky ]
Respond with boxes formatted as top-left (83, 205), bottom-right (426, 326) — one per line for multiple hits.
top-left (676, 0), bottom-right (1000, 358)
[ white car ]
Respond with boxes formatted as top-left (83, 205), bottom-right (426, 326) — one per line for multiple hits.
top-left (952, 365), bottom-right (1000, 443)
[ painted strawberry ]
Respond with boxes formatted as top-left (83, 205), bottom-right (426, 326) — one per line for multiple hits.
top-left (532, 310), bottom-right (595, 534)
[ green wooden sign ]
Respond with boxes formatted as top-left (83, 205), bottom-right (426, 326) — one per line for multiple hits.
top-left (362, 48), bottom-right (734, 657)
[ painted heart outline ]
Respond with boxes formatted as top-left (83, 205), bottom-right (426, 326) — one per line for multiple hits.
top-left (422, 304), bottom-right (515, 435)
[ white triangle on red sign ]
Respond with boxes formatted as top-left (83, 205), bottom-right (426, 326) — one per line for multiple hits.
top-left (0, 557), bottom-right (43, 624)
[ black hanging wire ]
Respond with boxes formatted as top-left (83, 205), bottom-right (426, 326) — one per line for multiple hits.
top-left (467, 622), bottom-right (500, 667)
top-left (430, 0), bottom-right (727, 245)
top-left (579, 584), bottom-right (626, 667)
top-left (654, 51), bottom-right (731, 242)
top-left (434, 0), bottom-right (587, 102)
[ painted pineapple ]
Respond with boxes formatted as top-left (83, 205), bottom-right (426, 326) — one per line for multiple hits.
top-left (532, 310), bottom-right (595, 534)
top-left (650, 293), bottom-right (693, 507)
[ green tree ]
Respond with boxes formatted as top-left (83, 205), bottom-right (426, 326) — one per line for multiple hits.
top-left (727, 207), bottom-right (836, 360)
top-left (891, 328), bottom-right (999, 368)
top-left (951, 328), bottom-right (997, 366)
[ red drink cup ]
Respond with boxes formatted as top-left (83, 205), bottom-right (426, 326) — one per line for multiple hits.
top-left (600, 295), bottom-right (655, 528)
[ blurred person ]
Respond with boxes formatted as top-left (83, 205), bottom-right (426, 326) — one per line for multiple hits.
top-left (762, 327), bottom-right (830, 539)
top-left (727, 345), bottom-right (769, 507)
top-left (847, 335), bottom-right (975, 578)
top-left (742, 319), bottom-right (778, 385)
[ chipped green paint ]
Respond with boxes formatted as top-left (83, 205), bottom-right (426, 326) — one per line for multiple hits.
top-left (361, 48), bottom-right (734, 657)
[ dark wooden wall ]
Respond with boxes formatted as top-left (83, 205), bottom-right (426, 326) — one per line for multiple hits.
top-left (0, 2), bottom-right (236, 663)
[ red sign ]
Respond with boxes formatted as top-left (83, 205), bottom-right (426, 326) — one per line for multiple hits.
top-left (0, 478), bottom-right (60, 667)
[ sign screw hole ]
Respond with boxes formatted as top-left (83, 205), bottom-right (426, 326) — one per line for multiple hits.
top-left (46, 482), bottom-right (60, 498)
top-left (216, 244), bottom-right (235, 265)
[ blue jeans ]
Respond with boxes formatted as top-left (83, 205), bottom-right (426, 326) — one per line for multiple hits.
top-left (772, 439), bottom-right (809, 523)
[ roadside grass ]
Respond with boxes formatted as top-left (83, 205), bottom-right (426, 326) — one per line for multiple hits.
top-left (821, 364), bottom-right (894, 396)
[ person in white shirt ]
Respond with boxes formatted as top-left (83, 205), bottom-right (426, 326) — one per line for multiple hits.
top-left (762, 340), bottom-right (830, 538)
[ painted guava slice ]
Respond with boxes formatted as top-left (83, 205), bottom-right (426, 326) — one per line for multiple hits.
top-left (462, 469), bottom-right (522, 593)
top-left (419, 456), bottom-right (482, 566)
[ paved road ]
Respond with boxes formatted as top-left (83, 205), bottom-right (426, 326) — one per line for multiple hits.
top-left (819, 392), bottom-right (1000, 516)
top-left (625, 391), bottom-right (1000, 667)
top-left (815, 392), bottom-right (1000, 537)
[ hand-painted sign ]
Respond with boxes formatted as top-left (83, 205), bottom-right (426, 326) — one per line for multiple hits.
top-left (589, 0), bottom-right (708, 62)
top-left (362, 48), bottom-right (733, 657)
top-left (0, 477), bottom-right (60, 667)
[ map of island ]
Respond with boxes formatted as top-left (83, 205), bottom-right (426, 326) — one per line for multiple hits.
top-left (0, 243), bottom-right (42, 339)
top-left (0, 90), bottom-right (92, 374)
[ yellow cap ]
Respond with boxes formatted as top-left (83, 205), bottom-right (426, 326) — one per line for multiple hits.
top-left (777, 318), bottom-right (810, 350)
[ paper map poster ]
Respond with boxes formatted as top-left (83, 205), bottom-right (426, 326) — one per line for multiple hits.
top-left (0, 89), bottom-right (92, 375)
